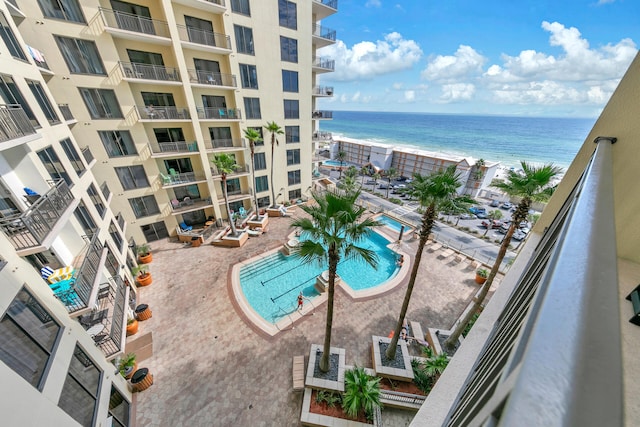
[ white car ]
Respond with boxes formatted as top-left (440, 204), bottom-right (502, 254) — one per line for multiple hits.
top-left (512, 230), bottom-right (527, 241)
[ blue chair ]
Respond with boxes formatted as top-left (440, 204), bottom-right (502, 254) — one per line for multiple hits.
top-left (179, 222), bottom-right (192, 232)
top-left (239, 207), bottom-right (247, 218)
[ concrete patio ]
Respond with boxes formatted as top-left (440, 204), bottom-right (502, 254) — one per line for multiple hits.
top-left (132, 211), bottom-right (501, 426)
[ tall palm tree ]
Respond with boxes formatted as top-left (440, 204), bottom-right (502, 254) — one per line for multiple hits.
top-left (342, 166), bottom-right (359, 195)
top-left (385, 167), bottom-right (398, 198)
top-left (291, 189), bottom-right (381, 372)
top-left (243, 128), bottom-right (263, 219)
top-left (342, 366), bottom-right (382, 420)
top-left (360, 166), bottom-right (369, 186)
top-left (212, 153), bottom-right (241, 236)
top-left (386, 166), bottom-right (463, 360)
top-left (444, 161), bottom-right (561, 350)
top-left (336, 150), bottom-right (347, 179)
top-left (372, 171), bottom-right (381, 190)
top-left (264, 121), bottom-right (283, 207)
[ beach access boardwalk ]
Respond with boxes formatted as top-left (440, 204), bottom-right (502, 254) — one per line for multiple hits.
top-left (133, 210), bottom-right (502, 426)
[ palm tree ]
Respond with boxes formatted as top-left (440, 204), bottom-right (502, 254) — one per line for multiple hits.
top-left (384, 167), bottom-right (398, 198)
top-left (483, 209), bottom-right (503, 236)
top-left (360, 166), bottom-right (369, 186)
top-left (264, 121), bottom-right (283, 207)
top-left (243, 128), bottom-right (263, 218)
top-left (212, 153), bottom-right (241, 236)
top-left (291, 189), bottom-right (381, 372)
top-left (386, 166), bottom-right (463, 360)
top-left (444, 161), bottom-right (561, 350)
top-left (423, 352), bottom-right (449, 380)
top-left (342, 166), bottom-right (359, 195)
top-left (342, 366), bottom-right (382, 420)
top-left (336, 150), bottom-right (347, 179)
top-left (372, 172), bottom-right (381, 191)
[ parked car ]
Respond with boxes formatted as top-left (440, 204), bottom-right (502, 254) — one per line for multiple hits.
top-left (469, 206), bottom-right (487, 215)
top-left (481, 220), bottom-right (503, 229)
top-left (512, 230), bottom-right (527, 241)
top-left (459, 213), bottom-right (477, 220)
top-left (377, 182), bottom-right (389, 189)
top-left (476, 211), bottom-right (489, 219)
top-left (501, 202), bottom-right (513, 209)
top-left (365, 180), bottom-right (377, 185)
top-left (490, 200), bottom-right (500, 207)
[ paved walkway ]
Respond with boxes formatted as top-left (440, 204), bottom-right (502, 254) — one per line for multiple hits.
top-left (133, 211), bottom-right (501, 426)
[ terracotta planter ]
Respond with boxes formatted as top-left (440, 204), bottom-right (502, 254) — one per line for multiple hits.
top-left (136, 273), bottom-right (152, 287)
top-left (475, 274), bottom-right (487, 285)
top-left (123, 361), bottom-right (137, 379)
top-left (138, 253), bottom-right (152, 264)
top-left (126, 319), bottom-right (139, 336)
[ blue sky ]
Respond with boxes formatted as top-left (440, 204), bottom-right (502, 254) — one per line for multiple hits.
top-left (316, 0), bottom-right (640, 117)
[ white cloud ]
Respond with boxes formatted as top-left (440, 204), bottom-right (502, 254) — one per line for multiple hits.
top-left (422, 45), bottom-right (487, 82)
top-left (392, 82), bottom-right (404, 90)
top-left (365, 0), bottom-right (381, 7)
top-left (597, 0), bottom-right (615, 4)
top-left (351, 91), bottom-right (361, 102)
top-left (321, 32), bottom-right (423, 81)
top-left (440, 83), bottom-right (476, 101)
top-left (404, 90), bottom-right (416, 102)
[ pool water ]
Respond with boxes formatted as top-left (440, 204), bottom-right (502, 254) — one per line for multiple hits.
top-left (322, 160), bottom-right (354, 168)
top-left (378, 215), bottom-right (406, 233)
top-left (240, 231), bottom-right (399, 324)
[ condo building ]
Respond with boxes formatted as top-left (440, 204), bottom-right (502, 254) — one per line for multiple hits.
top-left (0, 0), bottom-right (336, 425)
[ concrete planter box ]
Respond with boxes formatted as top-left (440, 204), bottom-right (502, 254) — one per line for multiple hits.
top-left (370, 336), bottom-right (414, 382)
top-left (300, 387), bottom-right (376, 426)
top-left (246, 215), bottom-right (269, 230)
top-left (426, 327), bottom-right (463, 357)
top-left (212, 230), bottom-right (249, 247)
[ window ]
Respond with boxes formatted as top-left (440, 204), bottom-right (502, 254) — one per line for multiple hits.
top-left (110, 221), bottom-right (124, 251)
top-left (141, 91), bottom-right (175, 107)
top-left (231, 0), bottom-right (251, 15)
top-left (0, 288), bottom-right (61, 389)
top-left (60, 138), bottom-right (85, 176)
top-left (279, 0), bottom-right (297, 29)
top-left (0, 12), bottom-right (27, 60)
top-left (27, 80), bottom-right (59, 124)
top-left (79, 88), bottom-right (123, 119)
top-left (254, 152), bottom-right (266, 170)
top-left (0, 74), bottom-right (38, 127)
top-left (37, 146), bottom-right (71, 186)
top-left (234, 25), bottom-right (254, 55)
top-left (249, 126), bottom-right (264, 145)
top-left (58, 346), bottom-right (101, 427)
top-left (108, 386), bottom-right (130, 427)
top-left (244, 97), bottom-right (261, 120)
top-left (288, 170), bottom-right (301, 185)
top-left (54, 36), bottom-right (105, 75)
top-left (289, 189), bottom-right (302, 200)
top-left (73, 201), bottom-right (96, 235)
top-left (280, 36), bottom-right (298, 63)
top-left (209, 126), bottom-right (232, 147)
top-left (129, 195), bottom-right (159, 218)
top-left (284, 100), bottom-right (299, 119)
top-left (285, 126), bottom-right (300, 143)
top-left (225, 178), bottom-right (241, 195)
top-left (255, 175), bottom-right (269, 193)
top-left (87, 184), bottom-right (106, 218)
top-left (99, 131), bottom-right (137, 157)
top-left (105, 249), bottom-right (119, 277)
top-left (141, 221), bottom-right (169, 242)
top-left (37, 0), bottom-right (85, 23)
top-left (257, 196), bottom-right (270, 208)
top-left (115, 166), bottom-right (149, 190)
top-left (239, 64), bottom-right (258, 89)
top-left (287, 149), bottom-right (300, 165)
top-left (282, 70), bottom-right (298, 92)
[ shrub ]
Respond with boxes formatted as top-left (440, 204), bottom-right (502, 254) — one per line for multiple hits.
top-left (411, 358), bottom-right (432, 394)
top-left (389, 198), bottom-right (403, 205)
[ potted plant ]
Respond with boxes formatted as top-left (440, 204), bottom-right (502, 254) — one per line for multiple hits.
top-left (126, 317), bottom-right (138, 336)
top-left (137, 244), bottom-right (152, 264)
top-left (132, 265), bottom-right (152, 287)
top-left (118, 353), bottom-right (137, 379)
top-left (475, 268), bottom-right (488, 285)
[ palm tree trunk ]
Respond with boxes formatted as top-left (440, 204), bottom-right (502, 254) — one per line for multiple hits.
top-left (386, 179), bottom-right (391, 198)
top-left (250, 147), bottom-right (259, 219)
top-left (386, 203), bottom-right (436, 360)
top-left (222, 177), bottom-right (238, 236)
top-left (320, 248), bottom-right (339, 372)
top-left (270, 138), bottom-right (277, 208)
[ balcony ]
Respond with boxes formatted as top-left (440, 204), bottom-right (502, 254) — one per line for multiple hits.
top-left (312, 57), bottom-right (335, 73)
top-left (312, 24), bottom-right (337, 47)
top-left (170, 197), bottom-right (213, 215)
top-left (187, 69), bottom-right (237, 88)
top-left (216, 190), bottom-right (252, 205)
top-left (176, 25), bottom-right (232, 54)
top-left (312, 110), bottom-right (333, 120)
top-left (313, 86), bottom-right (334, 97)
top-left (98, 8), bottom-right (171, 44)
top-left (159, 171), bottom-right (207, 188)
top-left (57, 104), bottom-right (75, 123)
top-left (119, 62), bottom-right (181, 85)
top-left (211, 165), bottom-right (249, 179)
top-left (172, 0), bottom-right (226, 13)
top-left (81, 146), bottom-right (96, 168)
top-left (0, 104), bottom-right (37, 144)
top-left (136, 105), bottom-right (191, 121)
top-left (0, 180), bottom-right (76, 254)
top-left (312, 0), bottom-right (338, 19)
top-left (100, 181), bottom-right (112, 205)
top-left (204, 139), bottom-right (246, 152)
top-left (148, 140), bottom-right (199, 157)
top-left (85, 276), bottom-right (129, 359)
top-left (312, 131), bottom-right (333, 142)
top-left (26, 45), bottom-right (53, 75)
top-left (197, 107), bottom-right (242, 121)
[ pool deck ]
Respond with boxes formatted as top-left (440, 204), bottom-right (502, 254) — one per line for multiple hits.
top-left (133, 210), bottom-right (502, 426)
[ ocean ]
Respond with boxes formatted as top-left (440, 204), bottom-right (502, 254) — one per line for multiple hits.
top-left (319, 111), bottom-right (595, 171)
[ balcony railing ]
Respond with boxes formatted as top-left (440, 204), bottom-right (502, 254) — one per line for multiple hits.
top-left (0, 104), bottom-right (37, 143)
top-left (27, 45), bottom-right (50, 70)
top-left (81, 146), bottom-right (94, 165)
top-left (160, 171), bottom-right (207, 186)
top-left (211, 165), bottom-right (249, 178)
top-left (170, 197), bottom-right (213, 214)
top-left (313, 0), bottom-right (338, 9)
top-left (197, 107), bottom-right (241, 120)
top-left (313, 131), bottom-right (333, 141)
top-left (312, 110), bottom-right (333, 119)
top-left (313, 24), bottom-right (337, 41)
top-left (148, 140), bottom-right (199, 155)
top-left (204, 139), bottom-right (245, 151)
top-left (136, 105), bottom-right (191, 120)
top-left (216, 190), bottom-right (252, 204)
top-left (0, 180), bottom-right (73, 250)
top-left (187, 69), bottom-right (237, 87)
top-left (313, 86), bottom-right (334, 96)
top-left (312, 57), bottom-right (335, 71)
top-left (100, 181), bottom-right (111, 203)
top-left (58, 104), bottom-right (74, 121)
top-left (89, 276), bottom-right (128, 358)
top-left (119, 61), bottom-right (180, 82)
top-left (99, 8), bottom-right (170, 38)
top-left (115, 212), bottom-right (125, 232)
top-left (176, 25), bottom-right (231, 50)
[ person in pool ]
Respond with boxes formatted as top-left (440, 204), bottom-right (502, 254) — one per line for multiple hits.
top-left (396, 255), bottom-right (404, 267)
top-left (297, 292), bottom-right (304, 311)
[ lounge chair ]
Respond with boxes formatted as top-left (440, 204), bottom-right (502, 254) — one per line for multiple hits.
top-left (239, 207), bottom-right (247, 217)
top-left (179, 222), bottom-right (193, 232)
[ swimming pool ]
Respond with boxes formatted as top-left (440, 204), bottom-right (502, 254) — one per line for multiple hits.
top-left (321, 160), bottom-right (355, 168)
top-left (378, 215), bottom-right (405, 233)
top-left (239, 231), bottom-right (399, 324)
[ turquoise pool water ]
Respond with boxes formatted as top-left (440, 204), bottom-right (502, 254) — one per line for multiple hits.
top-left (378, 215), bottom-right (406, 233)
top-left (322, 160), bottom-right (354, 168)
top-left (239, 231), bottom-right (399, 324)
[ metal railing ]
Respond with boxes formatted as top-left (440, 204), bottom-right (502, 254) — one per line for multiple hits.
top-left (197, 107), bottom-right (241, 120)
top-left (312, 57), bottom-right (335, 71)
top-left (116, 212), bottom-right (125, 231)
top-left (98, 8), bottom-right (170, 38)
top-left (312, 24), bottom-right (337, 41)
top-left (312, 131), bottom-right (333, 141)
top-left (0, 104), bottom-right (36, 143)
top-left (94, 276), bottom-right (127, 358)
top-left (0, 180), bottom-right (73, 250)
top-left (136, 105), bottom-right (191, 120)
top-left (58, 104), bottom-right (74, 121)
top-left (313, 0), bottom-right (338, 9)
top-left (313, 86), bottom-right (334, 96)
top-left (100, 181), bottom-right (111, 202)
top-left (204, 139), bottom-right (245, 151)
top-left (201, 0), bottom-right (225, 5)
top-left (161, 171), bottom-right (207, 186)
top-left (187, 69), bottom-right (237, 87)
top-left (28, 46), bottom-right (50, 70)
top-left (170, 197), bottom-right (213, 213)
top-left (81, 146), bottom-right (94, 165)
top-left (119, 61), bottom-right (180, 82)
top-left (216, 190), bottom-right (252, 204)
top-left (58, 233), bottom-right (105, 313)
top-left (211, 165), bottom-right (249, 177)
top-left (176, 25), bottom-right (231, 50)
top-left (312, 110), bottom-right (333, 119)
top-left (148, 140), bottom-right (198, 154)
